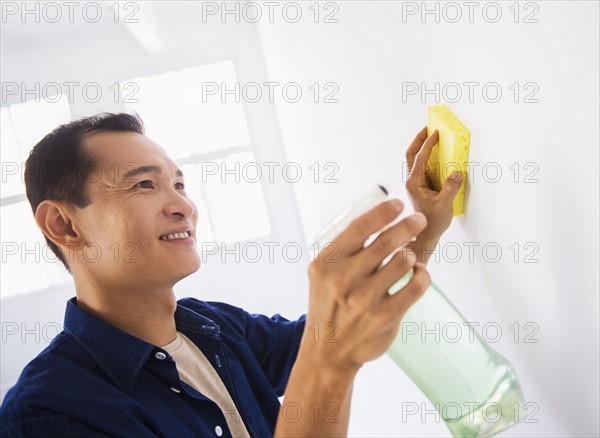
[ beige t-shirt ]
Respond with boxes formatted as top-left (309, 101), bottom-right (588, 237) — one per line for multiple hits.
top-left (161, 332), bottom-right (251, 437)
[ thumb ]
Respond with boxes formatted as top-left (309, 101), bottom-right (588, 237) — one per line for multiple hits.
top-left (439, 172), bottom-right (463, 202)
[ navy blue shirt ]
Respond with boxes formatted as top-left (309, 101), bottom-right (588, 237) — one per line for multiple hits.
top-left (0, 297), bottom-right (306, 437)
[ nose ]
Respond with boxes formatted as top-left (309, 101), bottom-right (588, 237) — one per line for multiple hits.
top-left (163, 189), bottom-right (195, 219)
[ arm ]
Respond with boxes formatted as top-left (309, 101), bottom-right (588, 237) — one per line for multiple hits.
top-left (275, 199), bottom-right (431, 437)
top-left (276, 352), bottom-right (356, 437)
top-left (275, 126), bottom-right (460, 436)
top-left (405, 127), bottom-right (464, 266)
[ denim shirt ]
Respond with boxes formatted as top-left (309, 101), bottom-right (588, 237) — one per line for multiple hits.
top-left (0, 297), bottom-right (306, 437)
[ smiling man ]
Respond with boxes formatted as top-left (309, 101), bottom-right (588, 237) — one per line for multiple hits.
top-left (0, 113), bottom-right (462, 437)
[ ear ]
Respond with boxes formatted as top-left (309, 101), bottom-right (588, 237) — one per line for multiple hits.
top-left (34, 200), bottom-right (82, 251)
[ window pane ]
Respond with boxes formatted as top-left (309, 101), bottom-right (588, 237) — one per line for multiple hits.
top-left (8, 95), bottom-right (71, 160)
top-left (1, 202), bottom-right (51, 298)
top-left (122, 71), bottom-right (193, 160)
top-left (201, 151), bottom-right (271, 243)
top-left (179, 61), bottom-right (251, 154)
top-left (179, 163), bottom-right (215, 246)
top-left (0, 108), bottom-right (25, 197)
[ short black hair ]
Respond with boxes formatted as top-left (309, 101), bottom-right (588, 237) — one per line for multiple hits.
top-left (24, 112), bottom-right (145, 274)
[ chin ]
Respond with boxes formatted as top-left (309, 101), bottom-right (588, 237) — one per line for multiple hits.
top-left (172, 260), bottom-right (201, 281)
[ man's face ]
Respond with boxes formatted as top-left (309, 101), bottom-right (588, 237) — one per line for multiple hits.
top-left (71, 131), bottom-right (201, 289)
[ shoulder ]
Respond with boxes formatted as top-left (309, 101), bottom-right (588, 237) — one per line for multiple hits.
top-left (176, 297), bottom-right (253, 338)
top-left (11, 330), bottom-right (105, 383)
top-left (177, 297), bottom-right (305, 327)
top-left (176, 297), bottom-right (306, 341)
top-left (0, 333), bottom-right (98, 433)
top-left (4, 332), bottom-right (73, 398)
top-left (177, 296), bottom-right (249, 319)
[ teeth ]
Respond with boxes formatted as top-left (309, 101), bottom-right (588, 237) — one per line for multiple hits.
top-left (160, 231), bottom-right (190, 241)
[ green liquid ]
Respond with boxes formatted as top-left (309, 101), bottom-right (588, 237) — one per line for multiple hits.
top-left (387, 272), bottom-right (526, 437)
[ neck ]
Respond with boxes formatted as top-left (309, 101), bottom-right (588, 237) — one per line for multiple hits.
top-left (73, 278), bottom-right (178, 347)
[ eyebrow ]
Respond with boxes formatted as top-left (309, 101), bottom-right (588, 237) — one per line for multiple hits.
top-left (123, 165), bottom-right (183, 182)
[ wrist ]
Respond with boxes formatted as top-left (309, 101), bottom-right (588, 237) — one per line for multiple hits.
top-left (294, 342), bottom-right (361, 383)
top-left (416, 228), bottom-right (442, 243)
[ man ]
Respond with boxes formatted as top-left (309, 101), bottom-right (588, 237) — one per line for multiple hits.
top-left (0, 113), bottom-right (462, 436)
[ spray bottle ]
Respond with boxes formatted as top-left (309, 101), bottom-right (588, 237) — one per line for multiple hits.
top-left (312, 184), bottom-right (526, 437)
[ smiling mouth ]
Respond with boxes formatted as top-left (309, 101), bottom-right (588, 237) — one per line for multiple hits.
top-left (159, 231), bottom-right (191, 241)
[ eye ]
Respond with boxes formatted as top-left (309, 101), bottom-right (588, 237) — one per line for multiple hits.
top-left (135, 180), bottom-right (154, 189)
top-left (175, 182), bottom-right (185, 190)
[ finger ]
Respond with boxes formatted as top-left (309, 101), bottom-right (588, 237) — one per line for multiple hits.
top-left (361, 245), bottom-right (417, 299)
top-left (407, 129), bottom-right (439, 188)
top-left (405, 126), bottom-right (428, 171)
top-left (439, 171), bottom-right (464, 202)
top-left (334, 199), bottom-right (405, 257)
top-left (384, 262), bottom-right (430, 318)
top-left (352, 212), bottom-right (427, 276)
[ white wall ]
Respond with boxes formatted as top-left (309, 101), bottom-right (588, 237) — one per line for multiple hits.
top-left (257, 1), bottom-right (599, 436)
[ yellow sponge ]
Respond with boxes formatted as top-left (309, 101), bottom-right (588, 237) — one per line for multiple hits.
top-left (426, 105), bottom-right (471, 216)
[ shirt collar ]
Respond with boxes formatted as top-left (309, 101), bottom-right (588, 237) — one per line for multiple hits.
top-left (63, 297), bottom-right (155, 394)
top-left (62, 297), bottom-right (221, 394)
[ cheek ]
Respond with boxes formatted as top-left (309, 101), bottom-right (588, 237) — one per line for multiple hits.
top-left (111, 227), bottom-right (156, 266)
top-left (126, 224), bottom-right (153, 245)
top-left (108, 216), bottom-right (151, 252)
top-left (81, 203), bottom-right (161, 263)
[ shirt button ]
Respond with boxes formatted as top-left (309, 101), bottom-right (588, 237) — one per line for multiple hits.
top-left (155, 351), bottom-right (167, 360)
top-left (170, 387), bottom-right (181, 393)
top-left (214, 425), bottom-right (223, 436)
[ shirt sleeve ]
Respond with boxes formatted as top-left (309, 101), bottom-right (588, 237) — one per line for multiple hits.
top-left (204, 301), bottom-right (307, 396)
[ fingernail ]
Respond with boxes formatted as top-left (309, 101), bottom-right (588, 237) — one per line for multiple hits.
top-left (450, 172), bottom-right (463, 182)
top-left (391, 199), bottom-right (403, 211)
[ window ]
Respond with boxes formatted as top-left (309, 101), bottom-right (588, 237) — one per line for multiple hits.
top-left (122, 60), bottom-right (271, 246)
top-left (1, 61), bottom-right (274, 299)
top-left (1, 97), bottom-right (72, 298)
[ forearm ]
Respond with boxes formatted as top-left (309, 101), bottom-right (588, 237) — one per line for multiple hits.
top-left (275, 345), bottom-right (358, 437)
top-left (274, 197), bottom-right (432, 436)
